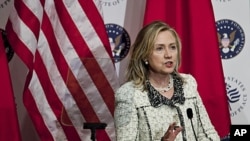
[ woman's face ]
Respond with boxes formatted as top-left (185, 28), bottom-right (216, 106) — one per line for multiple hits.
top-left (147, 30), bottom-right (178, 75)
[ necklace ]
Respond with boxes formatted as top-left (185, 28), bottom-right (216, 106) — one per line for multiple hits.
top-left (152, 75), bottom-right (174, 93)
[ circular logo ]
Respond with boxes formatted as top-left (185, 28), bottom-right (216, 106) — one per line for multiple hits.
top-left (225, 76), bottom-right (247, 117)
top-left (1, 29), bottom-right (14, 62)
top-left (216, 19), bottom-right (245, 59)
top-left (105, 23), bottom-right (130, 63)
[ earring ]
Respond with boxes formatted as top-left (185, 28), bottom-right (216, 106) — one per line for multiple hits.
top-left (145, 61), bottom-right (148, 65)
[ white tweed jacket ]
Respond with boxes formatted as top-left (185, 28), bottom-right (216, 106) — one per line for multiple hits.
top-left (114, 73), bottom-right (220, 141)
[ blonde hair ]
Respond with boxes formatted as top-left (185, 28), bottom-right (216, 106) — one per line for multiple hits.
top-left (126, 21), bottom-right (183, 89)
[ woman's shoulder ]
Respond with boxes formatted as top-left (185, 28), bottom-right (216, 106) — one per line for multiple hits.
top-left (179, 73), bottom-right (197, 84)
top-left (115, 81), bottom-right (148, 103)
top-left (179, 73), bottom-right (195, 80)
top-left (116, 81), bottom-right (135, 91)
top-left (179, 73), bottom-right (198, 96)
top-left (115, 81), bottom-right (136, 101)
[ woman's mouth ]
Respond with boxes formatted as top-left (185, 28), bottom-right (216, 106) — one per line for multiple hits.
top-left (165, 61), bottom-right (173, 67)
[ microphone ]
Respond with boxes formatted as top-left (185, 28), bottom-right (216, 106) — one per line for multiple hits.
top-left (186, 108), bottom-right (198, 141)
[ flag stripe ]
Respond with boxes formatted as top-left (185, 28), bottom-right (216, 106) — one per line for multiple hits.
top-left (53, 0), bottom-right (116, 118)
top-left (14, 0), bottom-right (41, 40)
top-left (6, 12), bottom-right (35, 70)
top-left (28, 71), bottom-right (67, 140)
top-left (7, 0), bottom-right (117, 140)
top-left (41, 1), bottom-right (100, 122)
top-left (47, 3), bottom-right (115, 140)
top-left (63, 0), bottom-right (117, 111)
top-left (36, 29), bottom-right (90, 140)
top-left (23, 90), bottom-right (54, 141)
top-left (35, 51), bottom-right (81, 141)
top-left (39, 5), bottom-right (99, 139)
top-left (40, 3), bottom-right (114, 137)
top-left (78, 0), bottom-right (113, 58)
top-left (6, 22), bottom-right (34, 70)
top-left (12, 1), bottom-right (38, 55)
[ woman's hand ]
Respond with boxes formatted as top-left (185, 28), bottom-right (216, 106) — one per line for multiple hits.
top-left (161, 122), bottom-right (183, 141)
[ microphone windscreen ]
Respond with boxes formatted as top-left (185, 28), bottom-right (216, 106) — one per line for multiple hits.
top-left (186, 108), bottom-right (193, 119)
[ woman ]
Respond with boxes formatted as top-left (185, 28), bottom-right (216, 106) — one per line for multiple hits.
top-left (114, 21), bottom-right (220, 141)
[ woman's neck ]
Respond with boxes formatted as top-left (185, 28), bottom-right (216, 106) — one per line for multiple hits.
top-left (148, 73), bottom-right (171, 88)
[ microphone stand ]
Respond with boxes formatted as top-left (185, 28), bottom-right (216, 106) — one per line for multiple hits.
top-left (189, 118), bottom-right (198, 141)
top-left (187, 108), bottom-right (198, 141)
top-left (83, 122), bottom-right (107, 141)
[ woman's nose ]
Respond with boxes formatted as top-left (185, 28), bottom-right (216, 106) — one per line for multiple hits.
top-left (164, 49), bottom-right (172, 58)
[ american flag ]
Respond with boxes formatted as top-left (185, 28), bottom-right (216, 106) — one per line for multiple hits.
top-left (6, 0), bottom-right (118, 140)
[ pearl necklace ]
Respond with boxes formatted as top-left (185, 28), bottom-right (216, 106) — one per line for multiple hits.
top-left (153, 75), bottom-right (173, 93)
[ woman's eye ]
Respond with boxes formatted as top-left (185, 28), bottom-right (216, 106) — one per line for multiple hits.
top-left (170, 45), bottom-right (177, 50)
top-left (156, 47), bottom-right (163, 50)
